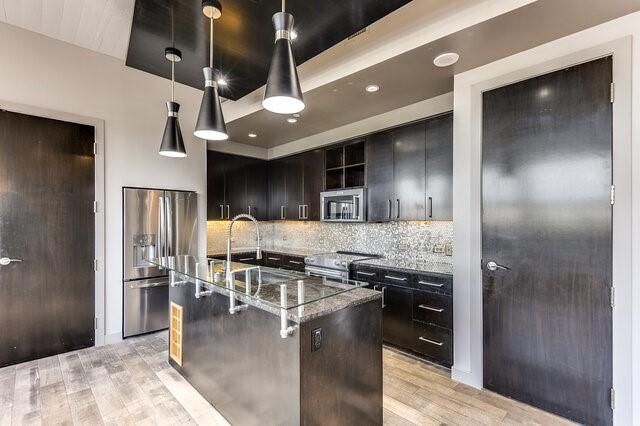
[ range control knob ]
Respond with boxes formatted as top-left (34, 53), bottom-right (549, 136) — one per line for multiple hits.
top-left (334, 260), bottom-right (341, 266)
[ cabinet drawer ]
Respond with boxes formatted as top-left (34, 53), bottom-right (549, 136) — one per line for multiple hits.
top-left (263, 252), bottom-right (284, 268)
top-left (413, 273), bottom-right (452, 294)
top-left (412, 322), bottom-right (452, 367)
top-left (413, 290), bottom-right (452, 329)
top-left (380, 270), bottom-right (412, 287)
top-left (351, 266), bottom-right (380, 283)
top-left (283, 255), bottom-right (306, 272)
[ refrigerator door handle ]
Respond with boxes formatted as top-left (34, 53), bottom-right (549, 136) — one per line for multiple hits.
top-left (157, 196), bottom-right (165, 265)
top-left (165, 196), bottom-right (172, 257)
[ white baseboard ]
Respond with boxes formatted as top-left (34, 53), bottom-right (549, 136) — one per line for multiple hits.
top-left (451, 366), bottom-right (482, 389)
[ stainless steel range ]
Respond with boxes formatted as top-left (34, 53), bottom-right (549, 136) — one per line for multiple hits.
top-left (304, 251), bottom-right (379, 279)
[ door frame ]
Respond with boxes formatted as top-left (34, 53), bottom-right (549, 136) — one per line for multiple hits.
top-left (0, 100), bottom-right (106, 347)
top-left (452, 36), bottom-right (633, 424)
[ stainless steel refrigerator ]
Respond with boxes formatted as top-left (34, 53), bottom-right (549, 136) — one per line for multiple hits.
top-left (123, 187), bottom-right (198, 338)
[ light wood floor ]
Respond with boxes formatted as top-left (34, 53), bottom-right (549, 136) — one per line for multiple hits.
top-left (0, 332), bottom-right (574, 425)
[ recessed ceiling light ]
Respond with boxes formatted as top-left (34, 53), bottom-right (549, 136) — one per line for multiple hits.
top-left (248, 133), bottom-right (257, 138)
top-left (433, 52), bottom-right (459, 67)
top-left (287, 117), bottom-right (298, 123)
top-left (291, 30), bottom-right (298, 40)
top-left (217, 78), bottom-right (228, 86)
top-left (365, 84), bottom-right (380, 93)
top-left (292, 113), bottom-right (300, 118)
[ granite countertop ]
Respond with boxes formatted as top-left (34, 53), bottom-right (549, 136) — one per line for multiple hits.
top-left (208, 246), bottom-right (326, 258)
top-left (356, 258), bottom-right (453, 276)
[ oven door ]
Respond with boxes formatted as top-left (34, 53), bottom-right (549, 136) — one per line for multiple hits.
top-left (305, 266), bottom-right (349, 280)
top-left (320, 189), bottom-right (366, 222)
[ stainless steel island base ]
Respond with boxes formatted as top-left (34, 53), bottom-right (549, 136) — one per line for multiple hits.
top-left (168, 281), bottom-right (383, 425)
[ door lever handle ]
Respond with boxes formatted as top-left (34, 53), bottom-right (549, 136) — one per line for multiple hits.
top-left (486, 261), bottom-right (509, 271)
top-left (0, 257), bottom-right (22, 266)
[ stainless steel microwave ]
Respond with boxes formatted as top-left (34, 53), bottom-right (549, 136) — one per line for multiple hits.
top-left (320, 188), bottom-right (366, 222)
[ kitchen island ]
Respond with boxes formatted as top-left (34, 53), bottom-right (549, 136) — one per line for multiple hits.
top-left (153, 256), bottom-right (383, 425)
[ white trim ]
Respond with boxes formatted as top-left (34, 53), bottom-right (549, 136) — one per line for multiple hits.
top-left (453, 21), bottom-right (636, 425)
top-left (0, 100), bottom-right (107, 348)
top-left (105, 332), bottom-right (123, 345)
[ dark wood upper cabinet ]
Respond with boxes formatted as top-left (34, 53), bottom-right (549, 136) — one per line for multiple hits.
top-left (268, 158), bottom-right (287, 220)
top-left (393, 122), bottom-right (427, 221)
top-left (366, 131), bottom-right (394, 222)
top-left (303, 149), bottom-right (325, 221)
top-left (225, 155), bottom-right (248, 219)
top-left (425, 112), bottom-right (453, 220)
top-left (284, 154), bottom-right (304, 220)
top-left (325, 140), bottom-right (366, 190)
top-left (245, 157), bottom-right (268, 221)
top-left (207, 151), bottom-right (226, 220)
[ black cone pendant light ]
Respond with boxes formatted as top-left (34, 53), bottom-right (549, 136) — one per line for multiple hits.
top-left (159, 47), bottom-right (187, 158)
top-left (262, 0), bottom-right (305, 114)
top-left (194, 0), bottom-right (228, 141)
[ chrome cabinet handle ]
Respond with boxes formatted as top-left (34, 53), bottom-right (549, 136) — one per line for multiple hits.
top-left (419, 304), bottom-right (444, 313)
top-left (428, 196), bottom-right (433, 218)
top-left (396, 199), bottom-right (400, 219)
top-left (248, 206), bottom-right (252, 216)
top-left (381, 286), bottom-right (386, 308)
top-left (419, 336), bottom-right (443, 346)
top-left (388, 199), bottom-right (392, 220)
top-left (268, 257), bottom-right (281, 261)
top-left (238, 258), bottom-right (254, 262)
top-left (289, 260), bottom-right (303, 265)
top-left (357, 271), bottom-right (375, 277)
top-left (280, 205), bottom-right (285, 220)
top-left (418, 281), bottom-right (443, 288)
top-left (0, 257), bottom-right (22, 266)
top-left (298, 205), bottom-right (303, 220)
top-left (220, 204), bottom-right (224, 219)
top-left (384, 275), bottom-right (407, 282)
top-left (486, 261), bottom-right (509, 271)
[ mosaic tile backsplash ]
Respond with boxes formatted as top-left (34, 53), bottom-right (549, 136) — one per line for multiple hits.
top-left (207, 221), bottom-right (453, 265)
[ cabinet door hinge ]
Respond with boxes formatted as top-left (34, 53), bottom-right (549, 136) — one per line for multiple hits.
top-left (94, 259), bottom-right (99, 271)
top-left (610, 82), bottom-right (615, 103)
top-left (610, 185), bottom-right (615, 205)
top-left (610, 387), bottom-right (615, 410)
top-left (610, 286), bottom-right (615, 308)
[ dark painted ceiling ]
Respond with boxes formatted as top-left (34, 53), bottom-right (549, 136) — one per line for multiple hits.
top-left (126, 0), bottom-right (412, 100)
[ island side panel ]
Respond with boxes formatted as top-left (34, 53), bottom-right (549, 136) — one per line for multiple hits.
top-left (299, 298), bottom-right (383, 425)
top-left (169, 284), bottom-right (301, 426)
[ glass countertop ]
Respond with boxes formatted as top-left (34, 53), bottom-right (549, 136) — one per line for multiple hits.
top-left (147, 255), bottom-right (368, 311)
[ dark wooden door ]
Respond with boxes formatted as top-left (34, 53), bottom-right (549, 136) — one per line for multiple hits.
top-left (425, 112), bottom-right (453, 220)
top-left (207, 151), bottom-right (227, 220)
top-left (482, 57), bottom-right (613, 425)
top-left (284, 154), bottom-right (304, 220)
top-left (393, 122), bottom-right (426, 220)
top-left (380, 284), bottom-right (413, 348)
top-left (0, 110), bottom-right (95, 367)
top-left (303, 149), bottom-right (324, 221)
top-left (225, 155), bottom-right (247, 218)
top-left (366, 131), bottom-right (394, 221)
top-left (246, 158), bottom-right (268, 221)
top-left (268, 159), bottom-right (287, 220)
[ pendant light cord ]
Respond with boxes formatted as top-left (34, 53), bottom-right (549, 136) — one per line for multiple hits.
top-left (209, 16), bottom-right (213, 69)
top-left (171, 59), bottom-right (175, 102)
top-left (282, 0), bottom-right (285, 12)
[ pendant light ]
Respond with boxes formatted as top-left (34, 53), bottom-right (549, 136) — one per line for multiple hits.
top-left (159, 47), bottom-right (187, 158)
top-left (262, 0), bottom-right (305, 114)
top-left (194, 0), bottom-right (228, 141)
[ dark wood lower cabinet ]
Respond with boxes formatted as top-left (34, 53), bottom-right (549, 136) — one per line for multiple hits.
top-left (352, 264), bottom-right (453, 368)
top-left (209, 252), bottom-right (306, 273)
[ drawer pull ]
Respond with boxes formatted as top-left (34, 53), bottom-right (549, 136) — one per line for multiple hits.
top-left (268, 257), bottom-right (281, 261)
top-left (418, 281), bottom-right (444, 288)
top-left (419, 336), bottom-right (443, 346)
top-left (288, 260), bottom-right (303, 265)
top-left (238, 258), bottom-right (254, 262)
top-left (384, 275), bottom-right (407, 282)
top-left (357, 271), bottom-right (376, 276)
top-left (419, 304), bottom-right (444, 313)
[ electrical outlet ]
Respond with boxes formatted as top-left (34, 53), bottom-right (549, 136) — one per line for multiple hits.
top-left (445, 244), bottom-right (453, 256)
top-left (312, 328), bottom-right (322, 352)
top-left (433, 244), bottom-right (445, 254)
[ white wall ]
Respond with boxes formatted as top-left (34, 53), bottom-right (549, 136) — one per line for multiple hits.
top-left (452, 13), bottom-right (640, 425)
top-left (0, 23), bottom-right (208, 342)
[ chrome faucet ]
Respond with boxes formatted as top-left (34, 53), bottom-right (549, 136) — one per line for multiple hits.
top-left (226, 213), bottom-right (262, 284)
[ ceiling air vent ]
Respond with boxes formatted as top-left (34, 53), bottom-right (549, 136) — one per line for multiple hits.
top-left (347, 27), bottom-right (367, 40)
